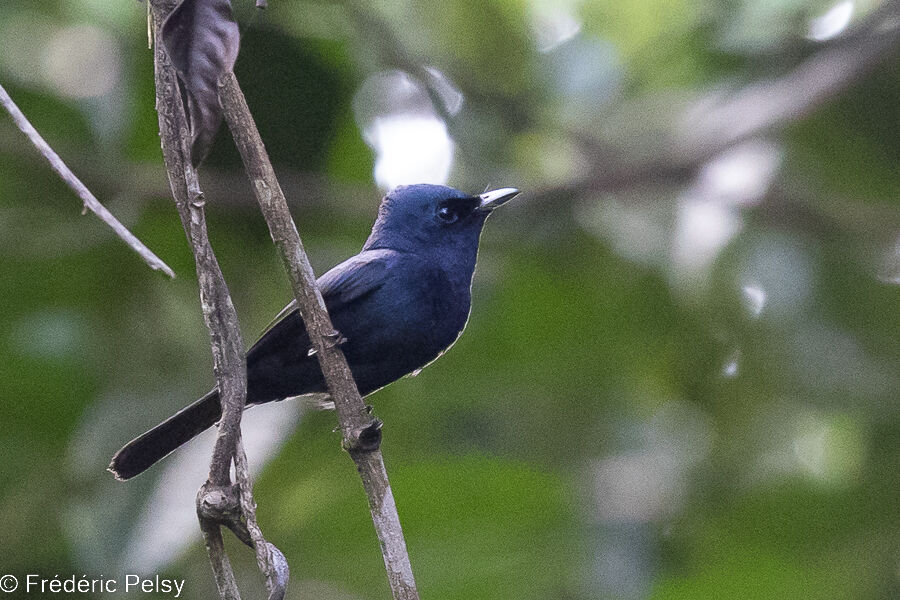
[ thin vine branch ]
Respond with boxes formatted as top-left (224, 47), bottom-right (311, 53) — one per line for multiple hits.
top-left (0, 82), bottom-right (175, 278)
top-left (531, 0), bottom-right (900, 205)
top-left (148, 1), bottom-right (285, 599)
top-left (218, 71), bottom-right (420, 600)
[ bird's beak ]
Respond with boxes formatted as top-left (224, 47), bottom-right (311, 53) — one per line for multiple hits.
top-left (477, 187), bottom-right (520, 212)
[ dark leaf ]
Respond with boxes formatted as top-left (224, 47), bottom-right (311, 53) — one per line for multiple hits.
top-left (161, 0), bottom-right (240, 165)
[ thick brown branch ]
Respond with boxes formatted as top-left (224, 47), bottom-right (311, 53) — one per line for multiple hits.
top-left (150, 0), bottom-right (245, 491)
top-left (149, 2), bottom-right (284, 599)
top-left (218, 71), bottom-right (420, 600)
top-left (0, 82), bottom-right (175, 278)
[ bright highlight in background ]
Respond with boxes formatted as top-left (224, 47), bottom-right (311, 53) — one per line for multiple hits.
top-left (354, 70), bottom-right (458, 190)
top-left (528, 0), bottom-right (583, 52)
top-left (369, 115), bottom-right (454, 190)
top-left (808, 1), bottom-right (854, 41)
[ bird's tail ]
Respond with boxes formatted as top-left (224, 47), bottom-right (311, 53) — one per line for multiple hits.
top-left (108, 389), bottom-right (222, 481)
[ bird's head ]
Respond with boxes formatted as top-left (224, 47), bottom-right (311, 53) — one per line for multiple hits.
top-left (363, 184), bottom-right (519, 260)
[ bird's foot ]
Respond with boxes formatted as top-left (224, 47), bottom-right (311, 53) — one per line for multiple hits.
top-left (344, 418), bottom-right (383, 453)
top-left (324, 329), bottom-right (348, 348)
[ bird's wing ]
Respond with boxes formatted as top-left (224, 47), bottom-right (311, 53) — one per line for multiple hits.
top-left (258, 299), bottom-right (299, 339)
top-left (318, 248), bottom-right (398, 310)
top-left (255, 248), bottom-right (398, 340)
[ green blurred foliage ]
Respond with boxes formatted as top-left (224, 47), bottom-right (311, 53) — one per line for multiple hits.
top-left (1, 0), bottom-right (899, 599)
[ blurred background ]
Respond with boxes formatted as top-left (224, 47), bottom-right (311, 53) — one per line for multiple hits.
top-left (1, 0), bottom-right (899, 598)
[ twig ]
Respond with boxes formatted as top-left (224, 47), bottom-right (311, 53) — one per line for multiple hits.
top-left (676, 0), bottom-right (900, 156)
top-left (0, 123), bottom-right (375, 216)
top-left (149, 2), bottom-right (285, 599)
top-left (233, 436), bottom-right (290, 600)
top-left (218, 71), bottom-right (420, 600)
top-left (198, 517), bottom-right (242, 600)
top-left (0, 82), bottom-right (175, 278)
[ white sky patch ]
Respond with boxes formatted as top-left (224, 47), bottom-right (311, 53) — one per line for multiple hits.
top-left (671, 198), bottom-right (742, 282)
top-left (808, 1), bottom-right (854, 41)
top-left (742, 283), bottom-right (767, 317)
top-left (666, 141), bottom-right (781, 292)
top-left (528, 0), bottom-right (583, 52)
top-left (369, 115), bottom-right (455, 190)
top-left (354, 70), bottom-right (457, 190)
top-left (695, 140), bottom-right (782, 206)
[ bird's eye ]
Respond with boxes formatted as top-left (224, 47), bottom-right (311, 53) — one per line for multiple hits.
top-left (437, 206), bottom-right (458, 224)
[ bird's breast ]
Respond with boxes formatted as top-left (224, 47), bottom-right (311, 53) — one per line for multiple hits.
top-left (335, 260), bottom-right (471, 389)
top-left (414, 263), bottom-right (472, 346)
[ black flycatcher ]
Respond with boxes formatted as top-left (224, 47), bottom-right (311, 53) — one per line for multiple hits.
top-left (110, 184), bottom-right (520, 480)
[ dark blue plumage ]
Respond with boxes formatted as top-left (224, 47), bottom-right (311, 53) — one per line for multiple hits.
top-left (110, 184), bottom-right (519, 480)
